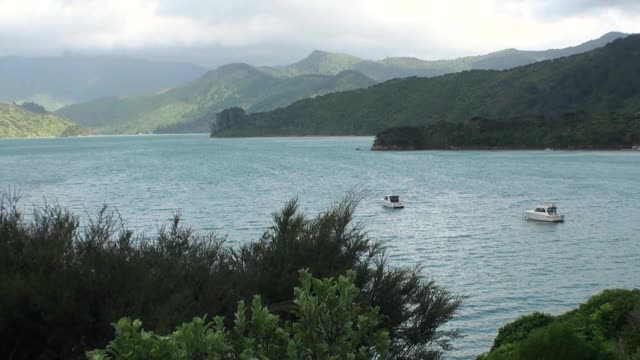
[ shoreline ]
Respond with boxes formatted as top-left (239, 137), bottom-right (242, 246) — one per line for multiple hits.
top-left (212, 134), bottom-right (373, 139)
top-left (371, 145), bottom-right (640, 151)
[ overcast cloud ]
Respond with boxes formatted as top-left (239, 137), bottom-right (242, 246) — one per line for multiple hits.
top-left (1, 0), bottom-right (639, 67)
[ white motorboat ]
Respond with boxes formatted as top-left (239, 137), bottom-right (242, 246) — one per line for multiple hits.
top-left (525, 203), bottom-right (564, 222)
top-left (382, 195), bottom-right (404, 209)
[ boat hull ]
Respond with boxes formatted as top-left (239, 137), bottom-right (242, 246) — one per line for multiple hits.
top-left (525, 211), bottom-right (564, 222)
top-left (382, 201), bottom-right (404, 209)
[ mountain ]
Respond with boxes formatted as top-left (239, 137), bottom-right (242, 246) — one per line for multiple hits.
top-left (263, 32), bottom-right (628, 81)
top-left (0, 103), bottom-right (85, 138)
top-left (212, 34), bottom-right (640, 137)
top-left (261, 50), bottom-right (365, 77)
top-left (57, 64), bottom-right (375, 134)
top-left (54, 32), bottom-right (627, 134)
top-left (0, 55), bottom-right (207, 110)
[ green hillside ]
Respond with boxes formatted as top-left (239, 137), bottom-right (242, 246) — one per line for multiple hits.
top-left (213, 35), bottom-right (640, 137)
top-left (262, 32), bottom-right (627, 81)
top-left (57, 64), bottom-right (375, 134)
top-left (0, 103), bottom-right (85, 138)
top-left (261, 50), bottom-right (365, 77)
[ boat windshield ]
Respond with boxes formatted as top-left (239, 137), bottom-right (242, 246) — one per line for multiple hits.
top-left (535, 208), bottom-right (546, 213)
top-left (389, 196), bottom-right (399, 203)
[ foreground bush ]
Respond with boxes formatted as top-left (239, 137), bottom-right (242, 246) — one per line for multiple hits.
top-left (88, 270), bottom-right (389, 359)
top-left (478, 289), bottom-right (640, 360)
top-left (0, 191), bottom-right (461, 359)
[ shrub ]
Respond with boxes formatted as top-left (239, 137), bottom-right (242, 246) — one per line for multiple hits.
top-left (491, 312), bottom-right (554, 350)
top-left (87, 270), bottom-right (390, 359)
top-left (479, 289), bottom-right (640, 360)
top-left (518, 322), bottom-right (605, 360)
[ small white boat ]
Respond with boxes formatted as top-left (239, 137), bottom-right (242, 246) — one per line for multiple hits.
top-left (525, 203), bottom-right (564, 222)
top-left (382, 195), bottom-right (404, 209)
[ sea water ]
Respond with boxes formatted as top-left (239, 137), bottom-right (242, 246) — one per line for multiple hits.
top-left (2, 134), bottom-right (639, 358)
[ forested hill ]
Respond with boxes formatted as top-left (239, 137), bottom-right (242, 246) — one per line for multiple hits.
top-left (371, 113), bottom-right (640, 150)
top-left (0, 103), bottom-right (85, 138)
top-left (213, 34), bottom-right (640, 137)
top-left (57, 65), bottom-right (375, 134)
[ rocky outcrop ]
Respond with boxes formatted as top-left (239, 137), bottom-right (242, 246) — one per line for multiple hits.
top-left (210, 107), bottom-right (247, 136)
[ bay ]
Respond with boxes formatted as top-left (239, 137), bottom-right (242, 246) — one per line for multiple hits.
top-left (1, 134), bottom-right (639, 358)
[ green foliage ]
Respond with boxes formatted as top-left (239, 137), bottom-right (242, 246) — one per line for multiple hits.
top-left (491, 312), bottom-right (555, 350)
top-left (573, 289), bottom-right (640, 339)
top-left (57, 64), bottom-right (375, 134)
top-left (0, 192), bottom-right (461, 359)
top-left (87, 270), bottom-right (389, 359)
top-left (0, 102), bottom-right (86, 138)
top-left (478, 289), bottom-right (640, 360)
top-left (215, 35), bottom-right (640, 137)
top-left (292, 271), bottom-right (389, 359)
top-left (517, 322), bottom-right (606, 360)
top-left (372, 113), bottom-right (640, 150)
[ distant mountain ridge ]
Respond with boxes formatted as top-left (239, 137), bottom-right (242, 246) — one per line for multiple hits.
top-left (0, 103), bottom-right (85, 138)
top-left (262, 32), bottom-right (628, 81)
top-left (212, 34), bottom-right (640, 137)
top-left (57, 64), bottom-right (375, 134)
top-left (55, 31), bottom-right (628, 134)
top-left (0, 55), bottom-right (207, 110)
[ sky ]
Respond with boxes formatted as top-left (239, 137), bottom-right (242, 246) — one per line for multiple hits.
top-left (1, 0), bottom-right (639, 67)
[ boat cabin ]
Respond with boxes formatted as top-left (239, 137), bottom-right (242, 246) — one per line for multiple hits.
top-left (534, 204), bottom-right (558, 215)
top-left (384, 195), bottom-right (400, 203)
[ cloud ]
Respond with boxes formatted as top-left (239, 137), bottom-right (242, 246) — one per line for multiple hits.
top-left (0, 0), bottom-right (639, 66)
top-left (499, 0), bottom-right (640, 18)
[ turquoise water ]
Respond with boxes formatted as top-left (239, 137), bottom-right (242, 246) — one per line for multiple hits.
top-left (1, 134), bottom-right (639, 358)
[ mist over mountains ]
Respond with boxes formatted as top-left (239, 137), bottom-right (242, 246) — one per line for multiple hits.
top-left (0, 55), bottom-right (207, 110)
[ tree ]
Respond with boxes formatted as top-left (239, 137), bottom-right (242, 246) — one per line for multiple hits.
top-left (20, 101), bottom-right (47, 113)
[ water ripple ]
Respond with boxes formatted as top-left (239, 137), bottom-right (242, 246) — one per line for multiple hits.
top-left (1, 135), bottom-right (639, 359)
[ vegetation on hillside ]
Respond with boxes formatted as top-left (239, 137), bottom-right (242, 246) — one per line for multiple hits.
top-left (371, 113), bottom-right (640, 150)
top-left (56, 33), bottom-right (626, 135)
top-left (57, 66), bottom-right (375, 134)
top-left (213, 35), bottom-right (640, 137)
top-left (0, 102), bottom-right (86, 138)
top-left (477, 289), bottom-right (640, 360)
top-left (87, 270), bottom-right (390, 359)
top-left (0, 192), bottom-right (462, 359)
